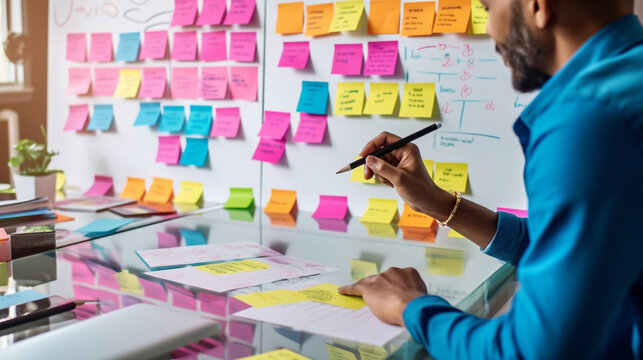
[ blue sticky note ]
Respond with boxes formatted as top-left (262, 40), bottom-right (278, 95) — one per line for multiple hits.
top-left (185, 105), bottom-right (213, 136)
top-left (179, 229), bottom-right (207, 246)
top-left (159, 105), bottom-right (185, 133)
top-left (0, 209), bottom-right (54, 220)
top-left (0, 290), bottom-right (49, 310)
top-left (296, 81), bottom-right (329, 115)
top-left (116, 32), bottom-right (141, 62)
top-left (87, 104), bottom-right (114, 131)
top-left (134, 102), bottom-right (161, 126)
top-left (75, 218), bottom-right (135, 234)
top-left (179, 137), bottom-right (209, 167)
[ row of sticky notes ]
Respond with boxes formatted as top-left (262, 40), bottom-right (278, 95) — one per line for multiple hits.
top-left (156, 136), bottom-right (210, 167)
top-left (335, 82), bottom-right (436, 117)
top-left (136, 103), bottom-right (241, 138)
top-left (171, 0), bottom-right (255, 27)
top-left (63, 104), bottom-right (114, 132)
top-left (84, 175), bottom-right (204, 205)
top-left (330, 41), bottom-right (397, 76)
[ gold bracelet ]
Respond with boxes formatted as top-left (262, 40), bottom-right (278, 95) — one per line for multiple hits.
top-left (436, 192), bottom-right (461, 227)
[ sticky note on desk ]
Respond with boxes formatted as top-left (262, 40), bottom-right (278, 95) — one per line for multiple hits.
top-left (115, 32), bottom-right (140, 61)
top-left (201, 67), bottom-right (228, 99)
top-left (350, 156), bottom-right (377, 184)
top-left (326, 344), bottom-right (358, 360)
top-left (171, 67), bottom-right (198, 99)
top-left (159, 105), bottom-right (186, 133)
top-left (114, 69), bottom-right (141, 98)
top-left (201, 31), bottom-right (227, 61)
top-left (185, 105), bottom-right (213, 136)
top-left (139, 67), bottom-right (166, 99)
top-left (293, 113), bottom-right (326, 143)
top-left (448, 229), bottom-right (466, 238)
top-left (398, 203), bottom-right (435, 228)
top-left (179, 138), bottom-right (209, 167)
top-left (0, 290), bottom-right (49, 310)
top-left (364, 82), bottom-right (399, 115)
top-left (171, 31), bottom-right (198, 61)
top-left (64, 104), bottom-right (89, 132)
top-left (305, 3), bottom-right (334, 37)
top-left (313, 195), bottom-right (348, 220)
top-left (66, 33), bottom-right (86, 62)
top-left (276, 2), bottom-right (304, 34)
top-left (363, 41), bottom-right (398, 76)
top-left (350, 259), bottom-right (379, 282)
top-left (471, 0), bottom-right (489, 34)
top-left (298, 283), bottom-right (365, 309)
top-left (252, 138), bottom-right (286, 164)
top-left (239, 349), bottom-right (311, 360)
top-left (87, 104), bottom-right (114, 131)
top-left (368, 0), bottom-right (401, 35)
top-left (225, 188), bottom-right (255, 209)
top-left (93, 67), bottom-right (119, 96)
top-left (75, 218), bottom-right (134, 234)
top-left (178, 229), bottom-right (207, 246)
top-left (425, 248), bottom-right (464, 276)
top-left (401, 1), bottom-right (436, 36)
top-left (197, 0), bottom-right (226, 25)
top-left (434, 162), bottom-right (468, 193)
top-left (135, 102), bottom-right (161, 127)
top-left (297, 81), bottom-right (329, 115)
top-left (84, 175), bottom-right (114, 197)
top-left (156, 135), bottom-right (182, 165)
top-left (211, 107), bottom-right (241, 137)
top-left (399, 83), bottom-right (436, 118)
top-left (67, 68), bottom-right (92, 95)
top-left (223, 0), bottom-right (256, 25)
top-left (332, 43), bottom-right (363, 75)
top-left (229, 32), bottom-right (256, 62)
top-left (115, 270), bottom-right (143, 295)
top-left (230, 66), bottom-right (258, 101)
top-left (140, 30), bottom-right (168, 60)
top-left (120, 177), bottom-right (146, 201)
top-left (278, 41), bottom-right (310, 69)
top-left (329, 1), bottom-right (364, 32)
top-left (264, 189), bottom-right (297, 214)
top-left (144, 177), bottom-right (174, 204)
top-left (171, 0), bottom-right (198, 26)
top-left (196, 259), bottom-right (271, 275)
top-left (360, 198), bottom-right (398, 224)
top-left (174, 181), bottom-right (203, 204)
top-left (89, 33), bottom-right (112, 62)
top-left (335, 82), bottom-right (365, 115)
top-left (433, 0), bottom-right (471, 33)
top-left (258, 111), bottom-right (290, 139)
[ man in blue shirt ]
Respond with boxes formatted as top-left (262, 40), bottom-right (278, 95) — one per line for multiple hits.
top-left (339, 0), bottom-right (642, 358)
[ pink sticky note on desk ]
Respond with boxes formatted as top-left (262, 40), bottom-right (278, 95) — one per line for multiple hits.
top-left (171, 0), bottom-right (198, 26)
top-left (84, 175), bottom-right (114, 197)
top-left (93, 68), bottom-right (120, 96)
top-left (171, 31), bottom-right (198, 61)
top-left (171, 67), bottom-right (199, 99)
top-left (229, 66), bottom-right (258, 101)
top-left (67, 33), bottom-right (86, 62)
top-left (63, 254), bottom-right (95, 284)
top-left (200, 66), bottom-right (228, 99)
top-left (166, 283), bottom-right (197, 310)
top-left (332, 43), bottom-right (363, 75)
top-left (73, 285), bottom-right (121, 313)
top-left (293, 113), bottom-right (326, 143)
top-left (201, 31), bottom-right (227, 61)
top-left (364, 40), bottom-right (399, 76)
top-left (224, 0), bottom-right (256, 25)
top-left (497, 207), bottom-right (528, 218)
top-left (229, 32), bottom-right (256, 62)
top-left (156, 135), bottom-right (182, 165)
top-left (157, 231), bottom-right (180, 248)
top-left (67, 67), bottom-right (92, 95)
top-left (258, 111), bottom-right (290, 139)
top-left (64, 104), bottom-right (89, 131)
top-left (199, 292), bottom-right (226, 316)
top-left (197, 0), bottom-right (226, 25)
top-left (313, 195), bottom-right (348, 219)
top-left (139, 67), bottom-right (167, 99)
top-left (229, 321), bottom-right (255, 343)
top-left (278, 41), bottom-right (309, 69)
top-left (92, 265), bottom-right (121, 291)
top-left (89, 33), bottom-right (112, 62)
top-left (140, 31), bottom-right (168, 60)
top-left (139, 277), bottom-right (168, 302)
top-left (252, 138), bottom-right (286, 164)
top-left (211, 107), bottom-right (240, 137)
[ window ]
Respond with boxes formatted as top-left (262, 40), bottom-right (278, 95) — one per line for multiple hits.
top-left (0, 0), bottom-right (24, 86)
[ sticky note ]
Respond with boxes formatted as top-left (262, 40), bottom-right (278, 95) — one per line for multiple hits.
top-left (197, 0), bottom-right (226, 25)
top-left (425, 248), bottom-right (464, 276)
top-left (350, 156), bottom-right (377, 184)
top-left (315, 218), bottom-right (348, 232)
top-left (0, 290), bottom-right (48, 310)
top-left (368, 0), bottom-right (401, 34)
top-left (134, 102), bottom-right (161, 126)
top-left (252, 138), bottom-right (286, 164)
top-left (363, 41), bottom-right (398, 76)
top-left (113, 69), bottom-right (141, 98)
top-left (236, 289), bottom-right (306, 308)
top-left (326, 344), bottom-right (358, 360)
top-left (497, 208), bottom-right (528, 218)
top-left (298, 283), bottom-right (365, 309)
top-left (335, 82), bottom-right (365, 115)
top-left (171, 31), bottom-right (198, 61)
top-left (144, 177), bottom-right (174, 204)
top-left (196, 259), bottom-right (270, 275)
top-left (230, 66), bottom-right (258, 101)
top-left (179, 138), bottom-right (209, 167)
top-left (159, 105), bottom-right (186, 133)
top-left (211, 107), bottom-right (241, 137)
top-left (297, 81), bottom-right (329, 115)
top-left (360, 198), bottom-right (398, 224)
top-left (140, 31), bottom-right (168, 60)
top-left (305, 3), bottom-right (334, 36)
top-left (115, 32), bottom-right (141, 62)
top-left (171, 67), bottom-right (198, 99)
top-left (329, 1), bottom-right (364, 32)
top-left (350, 259), bottom-right (379, 281)
top-left (264, 189), bottom-right (297, 214)
top-left (114, 270), bottom-right (144, 295)
top-left (174, 181), bottom-right (203, 204)
top-left (87, 104), bottom-right (114, 131)
top-left (471, 0), bottom-right (489, 34)
top-left (358, 345), bottom-right (388, 360)
top-left (362, 222), bottom-right (398, 238)
top-left (66, 33), bottom-right (86, 62)
top-left (398, 203), bottom-right (435, 228)
top-left (201, 67), bottom-right (228, 100)
top-left (224, 0), bottom-right (256, 25)
top-left (276, 2), bottom-right (304, 34)
top-left (185, 105), bottom-right (213, 136)
top-left (156, 135), bottom-right (182, 164)
top-left (312, 195), bottom-right (348, 219)
top-left (434, 162), bottom-right (468, 192)
top-left (278, 41), bottom-right (310, 69)
top-left (423, 159), bottom-right (435, 178)
top-left (84, 175), bottom-right (114, 197)
top-left (75, 218), bottom-right (134, 234)
top-left (64, 104), bottom-right (89, 131)
top-left (67, 67), bottom-right (92, 95)
top-left (93, 68), bottom-right (119, 96)
top-left (399, 83), bottom-right (436, 118)
top-left (258, 111), bottom-right (290, 140)
top-left (56, 172), bottom-right (66, 191)
top-left (401, 226), bottom-right (436, 243)
top-left (89, 33), bottom-right (112, 62)
top-left (201, 31), bottom-right (227, 61)
top-left (401, 1), bottom-right (436, 36)
top-left (293, 113), bottom-right (327, 143)
top-left (225, 188), bottom-right (254, 209)
top-left (171, 0), bottom-right (198, 26)
top-left (120, 177), bottom-right (146, 201)
top-left (363, 82), bottom-right (399, 115)
top-left (448, 229), bottom-right (466, 238)
top-left (332, 43), bottom-right (363, 75)
top-left (433, 0), bottom-right (471, 33)
top-left (139, 67), bottom-right (167, 99)
top-left (229, 32), bottom-right (256, 62)
top-left (237, 349), bottom-right (311, 360)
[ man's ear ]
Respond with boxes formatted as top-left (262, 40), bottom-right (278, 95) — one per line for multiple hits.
top-left (530, 0), bottom-right (554, 29)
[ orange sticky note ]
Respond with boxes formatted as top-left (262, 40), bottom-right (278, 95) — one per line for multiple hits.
top-left (305, 3), bottom-right (334, 36)
top-left (266, 212), bottom-right (298, 227)
top-left (143, 177), bottom-right (174, 205)
top-left (398, 203), bottom-right (436, 228)
top-left (55, 213), bottom-right (76, 223)
top-left (264, 189), bottom-right (297, 214)
top-left (368, 0), bottom-right (401, 34)
top-left (401, 226), bottom-right (436, 242)
top-left (120, 177), bottom-right (146, 201)
top-left (401, 1), bottom-right (436, 36)
top-left (433, 0), bottom-right (470, 33)
top-left (276, 2), bottom-right (305, 34)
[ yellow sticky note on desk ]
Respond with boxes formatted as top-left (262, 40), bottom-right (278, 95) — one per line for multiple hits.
top-left (361, 198), bottom-right (398, 224)
top-left (335, 82), bottom-right (365, 116)
top-left (433, 0), bottom-right (471, 34)
top-left (434, 162), bottom-right (468, 193)
top-left (364, 83), bottom-right (399, 115)
top-left (120, 177), bottom-right (146, 201)
top-left (196, 259), bottom-right (270, 275)
top-left (328, 1), bottom-right (364, 32)
top-left (174, 181), bottom-right (203, 205)
top-left (471, 0), bottom-right (489, 34)
top-left (264, 189), bottom-right (297, 214)
top-left (114, 69), bottom-right (141, 98)
top-left (358, 345), bottom-right (389, 360)
top-left (398, 203), bottom-right (435, 228)
top-left (115, 270), bottom-right (143, 295)
top-left (239, 348), bottom-right (312, 360)
top-left (423, 159), bottom-right (434, 179)
top-left (399, 83), bottom-right (435, 118)
top-left (426, 248), bottom-right (464, 276)
top-left (235, 289), bottom-right (308, 308)
top-left (305, 3), bottom-right (334, 37)
top-left (276, 2), bottom-right (305, 34)
top-left (56, 172), bottom-right (66, 191)
top-left (143, 177), bottom-right (173, 204)
top-left (367, 0), bottom-right (401, 35)
top-left (326, 344), bottom-right (358, 360)
top-left (401, 1), bottom-right (436, 36)
top-left (298, 283), bottom-right (365, 309)
top-left (448, 229), bottom-right (466, 238)
top-left (350, 259), bottom-right (379, 282)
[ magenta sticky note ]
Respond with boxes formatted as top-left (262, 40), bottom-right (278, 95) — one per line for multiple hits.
top-left (93, 67), bottom-right (120, 96)
top-left (229, 32), bottom-right (256, 62)
top-left (139, 277), bottom-right (168, 302)
top-left (171, 67), bottom-right (199, 99)
top-left (167, 283), bottom-right (197, 310)
top-left (64, 104), bottom-right (89, 132)
top-left (252, 138), bottom-right (286, 164)
top-left (229, 321), bottom-right (255, 343)
top-left (223, 0), bottom-right (256, 25)
top-left (171, 0), bottom-right (198, 26)
top-left (293, 113), bottom-right (327, 143)
top-left (94, 266), bottom-right (121, 291)
top-left (156, 135), bottom-right (182, 165)
top-left (140, 31), bottom-right (168, 60)
top-left (228, 296), bottom-right (252, 313)
top-left (63, 254), bottom-right (95, 284)
top-left (364, 40), bottom-right (399, 76)
top-left (171, 31), bottom-right (198, 61)
top-left (139, 67), bottom-right (167, 99)
top-left (201, 31), bottom-right (227, 61)
top-left (89, 33), bottom-right (112, 62)
top-left (73, 285), bottom-right (121, 313)
top-left (497, 207), bottom-right (528, 218)
top-left (229, 66), bottom-right (258, 101)
top-left (67, 67), bottom-right (92, 95)
top-left (332, 43), bottom-right (363, 75)
top-left (157, 231), bottom-right (180, 248)
top-left (258, 111), bottom-right (290, 139)
top-left (313, 195), bottom-right (348, 220)
top-left (197, 0), bottom-right (226, 25)
top-left (200, 66), bottom-right (228, 99)
top-left (84, 175), bottom-right (114, 197)
top-left (199, 292), bottom-right (227, 316)
top-left (211, 107), bottom-right (240, 137)
top-left (66, 33), bottom-right (86, 62)
top-left (278, 41), bottom-right (310, 69)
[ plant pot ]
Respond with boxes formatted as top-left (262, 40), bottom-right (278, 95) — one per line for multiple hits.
top-left (13, 173), bottom-right (57, 208)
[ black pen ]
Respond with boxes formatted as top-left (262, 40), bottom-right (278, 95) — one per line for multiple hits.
top-left (336, 123), bottom-right (442, 174)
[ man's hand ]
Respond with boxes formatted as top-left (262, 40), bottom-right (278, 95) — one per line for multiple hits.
top-left (338, 267), bottom-right (428, 327)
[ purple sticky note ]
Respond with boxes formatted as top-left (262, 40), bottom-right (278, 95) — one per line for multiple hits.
top-left (363, 40), bottom-right (399, 76)
top-left (171, 67), bottom-right (199, 99)
top-left (199, 292), bottom-right (227, 316)
top-left (258, 111), bottom-right (290, 139)
top-left (157, 231), bottom-right (180, 248)
top-left (278, 41), bottom-right (309, 69)
top-left (171, 31), bottom-right (198, 61)
top-left (197, 0), bottom-right (226, 25)
top-left (64, 104), bottom-right (89, 132)
top-left (171, 0), bottom-right (198, 26)
top-left (201, 31), bottom-right (227, 61)
top-left (497, 207), bottom-right (528, 218)
top-left (66, 33), bottom-right (87, 62)
top-left (224, 0), bottom-right (256, 25)
top-left (229, 321), bottom-right (255, 343)
top-left (84, 175), bottom-right (114, 197)
top-left (139, 67), bottom-right (167, 99)
top-left (140, 31), bottom-right (168, 60)
top-left (332, 43), bottom-right (363, 75)
top-left (89, 33), bottom-right (112, 62)
top-left (200, 66), bottom-right (228, 99)
top-left (229, 66), bottom-right (258, 101)
top-left (293, 113), bottom-right (326, 143)
top-left (210, 107), bottom-right (240, 137)
top-left (166, 283), bottom-right (197, 310)
top-left (67, 67), bottom-right (92, 95)
top-left (313, 195), bottom-right (348, 219)
top-left (139, 277), bottom-right (168, 302)
top-left (252, 138), bottom-right (286, 164)
top-left (156, 135), bottom-right (182, 165)
top-left (229, 32), bottom-right (256, 62)
top-left (93, 67), bottom-right (120, 96)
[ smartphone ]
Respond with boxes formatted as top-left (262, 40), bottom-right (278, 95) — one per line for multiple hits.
top-left (0, 295), bottom-right (75, 330)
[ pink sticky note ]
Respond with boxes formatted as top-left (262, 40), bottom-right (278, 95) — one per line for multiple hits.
top-left (158, 231), bottom-right (180, 248)
top-left (224, 0), bottom-right (256, 25)
top-left (84, 175), bottom-right (114, 197)
top-left (200, 66), bottom-right (228, 99)
top-left (497, 207), bottom-right (528, 218)
top-left (258, 111), bottom-right (290, 139)
top-left (139, 67), bottom-right (167, 99)
top-left (73, 285), bottom-right (121, 313)
top-left (156, 135), bottom-right (182, 165)
top-left (167, 283), bottom-right (197, 310)
top-left (93, 265), bottom-right (121, 290)
top-left (293, 113), bottom-right (326, 143)
top-left (252, 138), bottom-right (286, 164)
top-left (171, 31), bottom-right (198, 61)
top-left (229, 32), bottom-right (256, 62)
top-left (229, 321), bottom-right (255, 343)
top-left (201, 31), bottom-right (227, 62)
top-left (228, 296), bottom-right (252, 313)
top-left (140, 31), bottom-right (168, 60)
top-left (364, 41), bottom-right (399, 76)
top-left (199, 292), bottom-right (227, 316)
top-left (278, 41), bottom-right (309, 69)
top-left (228, 342), bottom-right (254, 359)
top-left (67, 67), bottom-right (92, 95)
top-left (210, 107), bottom-right (240, 137)
top-left (64, 104), bottom-right (89, 131)
top-left (313, 195), bottom-right (348, 219)
top-left (171, 0), bottom-right (198, 26)
top-left (139, 277), bottom-right (168, 302)
top-left (63, 254), bottom-right (95, 284)
top-left (89, 33), bottom-right (112, 62)
top-left (197, 0), bottom-right (226, 25)
top-left (66, 33), bottom-right (87, 62)
top-left (93, 68), bottom-right (120, 96)
top-left (171, 67), bottom-right (199, 99)
top-left (332, 43), bottom-right (363, 75)
top-left (229, 66), bottom-right (258, 101)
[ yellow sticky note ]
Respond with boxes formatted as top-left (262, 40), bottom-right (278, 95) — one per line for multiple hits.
top-left (361, 198), bottom-right (398, 224)
top-left (471, 0), bottom-right (489, 34)
top-left (120, 177), bottom-right (146, 201)
top-left (235, 289), bottom-right (308, 308)
top-left (56, 172), bottom-right (66, 191)
top-left (398, 203), bottom-right (436, 228)
top-left (113, 69), bottom-right (141, 98)
top-left (196, 259), bottom-right (271, 275)
top-left (423, 159), bottom-right (434, 179)
top-left (399, 83), bottom-right (436, 118)
top-left (328, 1), bottom-right (364, 32)
top-left (363, 222), bottom-right (398, 238)
top-left (350, 259), bottom-right (379, 282)
top-left (264, 189), bottom-right (297, 214)
top-left (433, 0), bottom-right (471, 34)
top-left (173, 181), bottom-right (203, 205)
top-left (367, 0), bottom-right (401, 34)
top-left (143, 177), bottom-right (173, 205)
top-left (239, 349), bottom-right (312, 360)
top-left (276, 2), bottom-right (305, 34)
top-left (426, 248), bottom-right (464, 276)
top-left (298, 283), bottom-right (366, 309)
top-left (358, 345), bottom-right (389, 360)
top-left (401, 1), bottom-right (436, 36)
top-left (350, 157), bottom-right (377, 184)
top-left (448, 229), bottom-right (466, 238)
top-left (335, 82), bottom-right (365, 116)
top-left (364, 83), bottom-right (399, 115)
top-left (326, 344), bottom-right (358, 360)
top-left (114, 270), bottom-right (144, 295)
top-left (434, 162), bottom-right (468, 193)
top-left (305, 3), bottom-right (334, 36)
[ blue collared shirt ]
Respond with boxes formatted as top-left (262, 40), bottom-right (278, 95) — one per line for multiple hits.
top-left (403, 15), bottom-right (643, 359)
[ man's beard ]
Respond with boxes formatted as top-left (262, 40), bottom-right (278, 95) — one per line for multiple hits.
top-left (495, 0), bottom-right (552, 92)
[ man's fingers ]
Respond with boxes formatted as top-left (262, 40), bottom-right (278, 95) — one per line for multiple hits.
top-left (366, 156), bottom-right (402, 185)
top-left (338, 282), bottom-right (364, 296)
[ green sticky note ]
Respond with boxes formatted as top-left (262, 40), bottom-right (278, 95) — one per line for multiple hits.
top-left (224, 188), bottom-right (255, 209)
